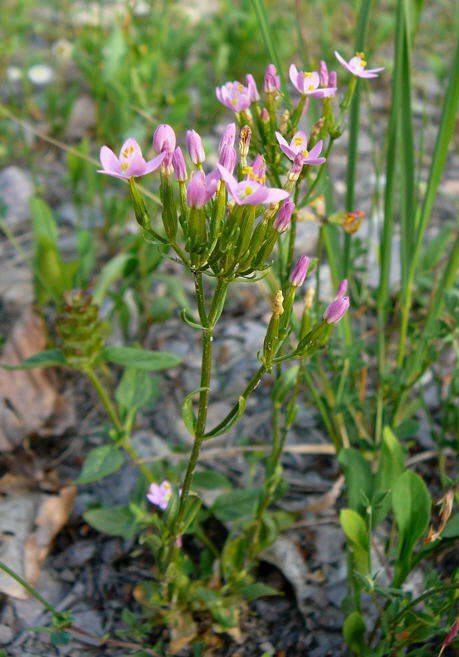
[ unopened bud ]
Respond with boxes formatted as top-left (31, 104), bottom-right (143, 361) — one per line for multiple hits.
top-left (319, 60), bottom-right (329, 87)
top-left (336, 279), bottom-right (348, 297)
top-left (172, 147), bottom-right (187, 182)
top-left (288, 153), bottom-right (305, 182)
top-left (274, 199), bottom-right (294, 232)
top-left (260, 108), bottom-right (270, 123)
top-left (323, 296), bottom-right (350, 324)
top-left (153, 124), bottom-right (176, 169)
top-left (219, 123), bottom-right (236, 151)
top-left (246, 73), bottom-right (260, 102)
top-left (186, 129), bottom-right (205, 165)
top-left (264, 63), bottom-right (280, 93)
top-left (218, 144), bottom-right (237, 174)
top-left (329, 71), bottom-right (337, 87)
top-left (290, 255), bottom-right (310, 287)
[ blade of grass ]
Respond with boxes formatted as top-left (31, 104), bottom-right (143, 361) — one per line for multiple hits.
top-left (375, 0), bottom-right (406, 443)
top-left (343, 0), bottom-right (373, 278)
top-left (250, 0), bottom-right (291, 106)
top-left (397, 38), bottom-right (459, 368)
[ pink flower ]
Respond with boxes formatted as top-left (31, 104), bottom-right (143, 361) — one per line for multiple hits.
top-left (186, 129), bottom-right (205, 165)
top-left (290, 255), bottom-right (310, 286)
top-left (289, 64), bottom-right (337, 98)
top-left (98, 138), bottom-right (166, 180)
top-left (274, 199), bottom-right (294, 232)
top-left (172, 147), bottom-right (187, 182)
top-left (217, 164), bottom-right (289, 206)
top-left (334, 51), bottom-right (384, 79)
top-left (275, 131), bottom-right (326, 165)
top-left (319, 60), bottom-right (329, 86)
top-left (187, 171), bottom-right (219, 208)
top-left (218, 144), bottom-right (237, 174)
top-left (153, 124), bottom-right (176, 169)
top-left (246, 74), bottom-right (260, 102)
top-left (323, 280), bottom-right (350, 323)
top-left (264, 64), bottom-right (280, 93)
top-left (147, 480), bottom-right (172, 510)
top-left (216, 81), bottom-right (252, 112)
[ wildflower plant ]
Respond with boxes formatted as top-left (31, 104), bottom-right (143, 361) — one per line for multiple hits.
top-left (1, 2), bottom-right (458, 653)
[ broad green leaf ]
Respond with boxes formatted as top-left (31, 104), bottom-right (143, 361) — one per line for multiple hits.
top-left (192, 470), bottom-right (231, 490)
top-left (0, 349), bottom-right (67, 370)
top-left (340, 508), bottom-right (370, 575)
top-left (83, 506), bottom-right (137, 538)
top-left (211, 487), bottom-right (261, 523)
top-left (115, 368), bottom-right (159, 411)
top-left (338, 448), bottom-right (373, 515)
top-left (237, 582), bottom-right (279, 601)
top-left (343, 612), bottom-right (366, 655)
top-left (392, 470), bottom-right (431, 584)
top-left (373, 427), bottom-right (405, 524)
top-left (73, 445), bottom-right (124, 484)
top-left (103, 346), bottom-right (181, 371)
top-left (181, 494), bottom-right (202, 533)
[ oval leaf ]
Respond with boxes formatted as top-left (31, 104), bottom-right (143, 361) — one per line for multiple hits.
top-left (103, 346), bottom-right (181, 371)
top-left (74, 445), bottom-right (124, 484)
top-left (0, 348), bottom-right (67, 370)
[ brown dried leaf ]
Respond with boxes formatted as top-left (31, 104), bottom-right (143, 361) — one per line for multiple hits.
top-left (0, 308), bottom-right (74, 452)
top-left (0, 479), bottom-right (76, 598)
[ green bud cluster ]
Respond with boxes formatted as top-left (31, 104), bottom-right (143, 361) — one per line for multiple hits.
top-left (56, 289), bottom-right (109, 368)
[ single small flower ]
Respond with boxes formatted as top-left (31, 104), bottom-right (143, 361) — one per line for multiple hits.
top-left (246, 74), bottom-right (260, 102)
top-left (98, 138), bottom-right (166, 179)
top-left (290, 255), bottom-right (311, 286)
top-left (289, 63), bottom-right (337, 98)
top-left (217, 164), bottom-right (289, 206)
top-left (147, 480), bottom-right (172, 510)
top-left (153, 124), bottom-right (176, 169)
top-left (187, 170), bottom-right (219, 208)
top-left (186, 129), bottom-right (205, 165)
top-left (28, 64), bottom-right (54, 85)
top-left (275, 131), bottom-right (326, 165)
top-left (260, 107), bottom-right (270, 122)
top-left (172, 147), bottom-right (187, 182)
top-left (219, 123), bottom-right (237, 151)
top-left (274, 199), bottom-right (294, 232)
top-left (334, 51), bottom-right (384, 79)
top-left (218, 144), bottom-right (237, 174)
top-left (216, 81), bottom-right (252, 112)
top-left (323, 281), bottom-right (350, 323)
top-left (264, 63), bottom-right (280, 93)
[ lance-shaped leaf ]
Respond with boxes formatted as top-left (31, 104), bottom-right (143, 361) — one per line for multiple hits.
top-left (0, 349), bottom-right (67, 370)
top-left (102, 346), bottom-right (181, 371)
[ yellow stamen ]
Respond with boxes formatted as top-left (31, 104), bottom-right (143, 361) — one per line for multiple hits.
top-left (122, 145), bottom-right (135, 158)
top-left (120, 162), bottom-right (129, 171)
top-left (293, 136), bottom-right (304, 145)
top-left (244, 186), bottom-right (253, 196)
top-left (302, 150), bottom-right (309, 158)
top-left (356, 51), bottom-right (365, 59)
top-left (308, 85), bottom-right (315, 91)
top-left (303, 72), bottom-right (312, 78)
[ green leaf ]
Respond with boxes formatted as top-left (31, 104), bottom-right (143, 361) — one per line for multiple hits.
top-left (73, 445), bottom-right (124, 484)
top-left (442, 513), bottom-right (459, 538)
top-left (30, 196), bottom-right (58, 243)
top-left (392, 470), bottom-right (431, 584)
top-left (211, 487), bottom-right (261, 523)
top-left (340, 508), bottom-right (370, 575)
top-left (92, 253), bottom-right (132, 305)
top-left (373, 426), bottom-right (405, 524)
top-left (204, 396), bottom-right (247, 438)
top-left (181, 494), bottom-right (202, 533)
top-left (115, 368), bottom-right (159, 411)
top-left (237, 582), bottom-right (279, 601)
top-left (83, 506), bottom-right (136, 538)
top-left (343, 611), bottom-right (366, 655)
top-left (50, 631), bottom-right (71, 646)
top-left (0, 349), bottom-right (67, 370)
top-left (103, 346), bottom-right (181, 371)
top-left (338, 448), bottom-right (373, 515)
top-left (192, 470), bottom-right (231, 490)
top-left (181, 388), bottom-right (207, 434)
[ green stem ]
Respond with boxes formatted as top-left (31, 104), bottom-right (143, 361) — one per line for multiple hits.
top-left (84, 366), bottom-right (153, 482)
top-left (0, 561), bottom-right (61, 616)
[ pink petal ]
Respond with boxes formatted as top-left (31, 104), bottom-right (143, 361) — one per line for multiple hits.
top-left (217, 163), bottom-right (241, 201)
top-left (264, 188), bottom-right (290, 203)
top-left (118, 137), bottom-right (142, 160)
top-left (97, 169), bottom-right (126, 179)
top-left (334, 51), bottom-right (353, 74)
top-left (279, 144), bottom-right (296, 160)
top-left (100, 146), bottom-right (120, 173)
top-left (125, 150), bottom-right (147, 177)
top-left (143, 151), bottom-right (167, 174)
top-left (275, 131), bottom-right (290, 149)
top-left (243, 186), bottom-right (269, 205)
top-left (289, 63), bottom-right (298, 87)
top-left (309, 87), bottom-right (337, 98)
top-left (308, 140), bottom-right (323, 159)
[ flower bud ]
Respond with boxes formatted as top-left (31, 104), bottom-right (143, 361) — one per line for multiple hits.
top-left (172, 147), bottom-right (187, 182)
top-left (153, 124), bottom-right (176, 169)
top-left (251, 154), bottom-right (266, 181)
top-left (336, 279), bottom-right (348, 297)
top-left (239, 125), bottom-right (252, 159)
top-left (219, 123), bottom-right (236, 151)
top-left (264, 63), bottom-right (280, 93)
top-left (288, 153), bottom-right (305, 182)
top-left (218, 144), bottom-right (237, 174)
top-left (246, 73), bottom-right (260, 102)
top-left (290, 255), bottom-right (310, 286)
top-left (319, 60), bottom-right (329, 87)
top-left (323, 296), bottom-right (350, 323)
top-left (186, 129), bottom-right (205, 165)
top-left (274, 199), bottom-right (294, 232)
top-left (329, 71), bottom-right (337, 87)
top-left (260, 108), bottom-right (270, 123)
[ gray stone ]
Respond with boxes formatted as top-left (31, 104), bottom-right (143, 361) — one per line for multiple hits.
top-left (314, 526), bottom-right (345, 564)
top-left (65, 95), bottom-right (96, 141)
top-left (0, 167), bottom-right (34, 231)
top-left (0, 623), bottom-right (14, 643)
